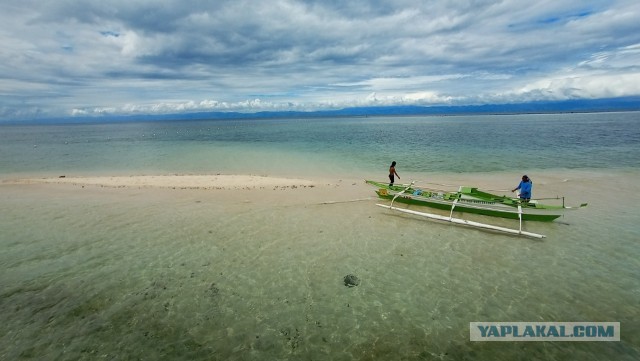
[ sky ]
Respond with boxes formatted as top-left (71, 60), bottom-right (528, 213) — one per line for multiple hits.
top-left (1, 0), bottom-right (640, 120)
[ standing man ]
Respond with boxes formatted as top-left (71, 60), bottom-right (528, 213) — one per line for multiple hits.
top-left (389, 161), bottom-right (400, 187)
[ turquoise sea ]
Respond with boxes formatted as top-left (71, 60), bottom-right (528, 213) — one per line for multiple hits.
top-left (1, 112), bottom-right (639, 177)
top-left (1, 112), bottom-right (639, 360)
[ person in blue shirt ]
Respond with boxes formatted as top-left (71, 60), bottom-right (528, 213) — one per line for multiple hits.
top-left (512, 175), bottom-right (532, 202)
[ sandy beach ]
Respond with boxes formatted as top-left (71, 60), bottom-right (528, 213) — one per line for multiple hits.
top-left (0, 170), bottom-right (597, 191)
top-left (0, 170), bottom-right (627, 211)
top-left (1, 173), bottom-right (379, 212)
top-left (4, 174), bottom-right (318, 190)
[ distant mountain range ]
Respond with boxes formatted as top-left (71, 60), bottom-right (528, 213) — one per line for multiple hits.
top-left (10, 96), bottom-right (640, 124)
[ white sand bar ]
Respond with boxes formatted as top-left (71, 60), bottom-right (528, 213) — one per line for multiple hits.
top-left (6, 174), bottom-right (317, 190)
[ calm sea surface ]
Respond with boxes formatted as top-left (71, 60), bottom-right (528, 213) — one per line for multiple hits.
top-left (1, 112), bottom-right (639, 360)
top-left (1, 112), bottom-right (639, 177)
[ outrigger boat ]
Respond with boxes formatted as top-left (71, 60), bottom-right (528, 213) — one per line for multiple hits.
top-left (366, 180), bottom-right (587, 238)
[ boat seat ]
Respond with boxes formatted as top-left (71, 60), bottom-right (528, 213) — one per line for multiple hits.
top-left (443, 193), bottom-right (460, 200)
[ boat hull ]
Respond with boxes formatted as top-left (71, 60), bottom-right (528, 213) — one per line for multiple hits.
top-left (366, 180), bottom-right (562, 222)
top-left (374, 191), bottom-right (561, 222)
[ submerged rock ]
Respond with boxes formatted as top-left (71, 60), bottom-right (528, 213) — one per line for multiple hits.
top-left (343, 274), bottom-right (360, 287)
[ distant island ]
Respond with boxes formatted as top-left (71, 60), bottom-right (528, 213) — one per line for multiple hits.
top-left (6, 96), bottom-right (640, 124)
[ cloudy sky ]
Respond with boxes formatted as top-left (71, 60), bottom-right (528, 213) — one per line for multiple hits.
top-left (1, 0), bottom-right (639, 119)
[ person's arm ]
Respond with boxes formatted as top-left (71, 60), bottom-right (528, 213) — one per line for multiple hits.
top-left (394, 169), bottom-right (400, 179)
top-left (512, 182), bottom-right (521, 192)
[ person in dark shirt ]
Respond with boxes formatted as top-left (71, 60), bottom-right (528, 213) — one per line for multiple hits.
top-left (389, 161), bottom-right (400, 187)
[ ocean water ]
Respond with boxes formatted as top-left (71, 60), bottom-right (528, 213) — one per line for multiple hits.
top-left (1, 112), bottom-right (639, 177)
top-left (1, 112), bottom-right (640, 360)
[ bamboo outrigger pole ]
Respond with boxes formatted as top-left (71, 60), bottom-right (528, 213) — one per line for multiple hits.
top-left (376, 204), bottom-right (546, 239)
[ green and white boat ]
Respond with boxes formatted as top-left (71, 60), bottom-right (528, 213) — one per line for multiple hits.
top-left (366, 180), bottom-right (587, 238)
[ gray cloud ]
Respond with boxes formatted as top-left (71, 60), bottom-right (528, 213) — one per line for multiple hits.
top-left (1, 0), bottom-right (639, 119)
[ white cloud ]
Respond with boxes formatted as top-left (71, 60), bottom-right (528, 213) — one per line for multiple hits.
top-left (515, 72), bottom-right (640, 100)
top-left (0, 0), bottom-right (639, 120)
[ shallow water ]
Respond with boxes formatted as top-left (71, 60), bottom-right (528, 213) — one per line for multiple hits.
top-left (1, 168), bottom-right (639, 360)
top-left (1, 112), bottom-right (639, 359)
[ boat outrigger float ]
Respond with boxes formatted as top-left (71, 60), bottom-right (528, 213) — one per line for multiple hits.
top-left (366, 180), bottom-right (587, 238)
